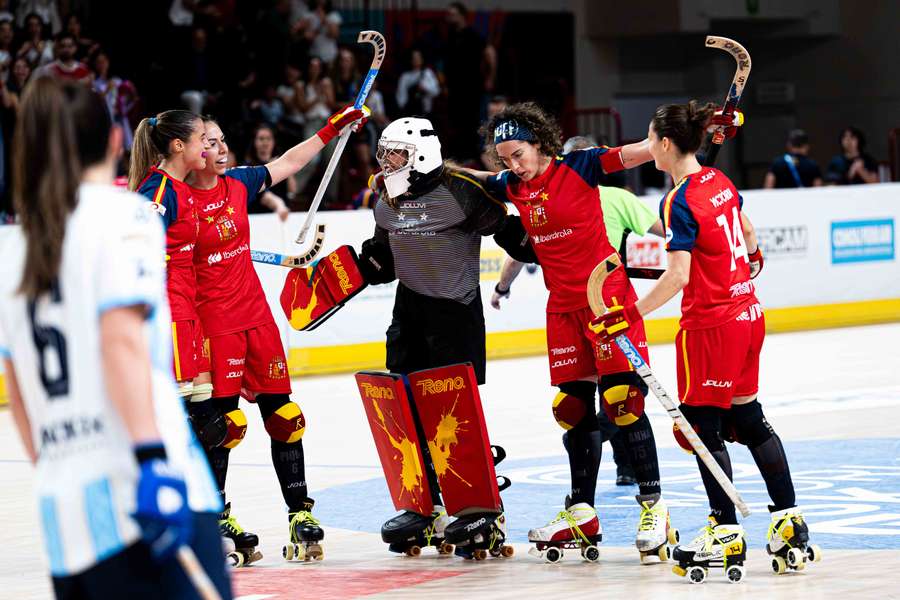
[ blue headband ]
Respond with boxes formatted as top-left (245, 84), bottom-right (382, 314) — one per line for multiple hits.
top-left (493, 119), bottom-right (534, 144)
top-left (148, 117), bottom-right (158, 127)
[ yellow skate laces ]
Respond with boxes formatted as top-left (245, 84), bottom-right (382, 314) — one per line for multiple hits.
top-left (552, 509), bottom-right (592, 545)
top-left (289, 510), bottom-right (321, 540)
top-left (767, 514), bottom-right (800, 549)
top-left (638, 505), bottom-right (660, 532)
top-left (220, 512), bottom-right (245, 536)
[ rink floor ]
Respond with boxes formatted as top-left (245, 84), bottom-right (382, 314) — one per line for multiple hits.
top-left (2, 323), bottom-right (899, 599)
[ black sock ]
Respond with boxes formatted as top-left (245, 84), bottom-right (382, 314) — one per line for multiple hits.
top-left (565, 425), bottom-right (604, 505)
top-left (619, 413), bottom-right (661, 495)
top-left (271, 439), bottom-right (308, 513)
top-left (750, 434), bottom-right (795, 510)
top-left (697, 448), bottom-right (737, 525)
top-left (209, 446), bottom-right (231, 506)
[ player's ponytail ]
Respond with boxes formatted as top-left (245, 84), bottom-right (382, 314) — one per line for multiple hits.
top-left (652, 100), bottom-right (716, 154)
top-left (13, 77), bottom-right (112, 297)
top-left (127, 109), bottom-right (200, 191)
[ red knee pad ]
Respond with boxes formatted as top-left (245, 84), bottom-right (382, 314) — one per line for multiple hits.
top-left (222, 408), bottom-right (248, 449)
top-left (601, 384), bottom-right (645, 426)
top-left (280, 245), bottom-right (368, 331)
top-left (264, 401), bottom-right (306, 443)
top-left (552, 391), bottom-right (587, 430)
top-left (673, 423), bottom-right (698, 454)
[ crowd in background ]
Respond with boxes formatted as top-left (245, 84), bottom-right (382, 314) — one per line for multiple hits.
top-left (0, 0), bottom-right (886, 220)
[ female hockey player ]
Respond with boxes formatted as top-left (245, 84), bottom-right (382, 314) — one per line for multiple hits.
top-left (462, 101), bottom-right (675, 563)
top-left (128, 110), bottom-right (212, 408)
top-left (2, 78), bottom-right (229, 598)
top-left (590, 100), bottom-right (818, 581)
top-left (185, 106), bottom-right (368, 565)
top-left (340, 117), bottom-right (535, 559)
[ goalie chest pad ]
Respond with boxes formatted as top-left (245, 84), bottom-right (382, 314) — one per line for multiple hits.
top-left (280, 245), bottom-right (368, 331)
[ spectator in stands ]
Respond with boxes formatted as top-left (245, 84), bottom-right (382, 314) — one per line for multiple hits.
top-left (245, 122), bottom-right (296, 213)
top-left (826, 126), bottom-right (879, 185)
top-left (338, 137), bottom-right (376, 210)
top-left (396, 49), bottom-right (440, 117)
top-left (479, 94), bottom-right (508, 169)
top-left (0, 20), bottom-right (13, 83)
top-left (0, 1), bottom-right (12, 24)
top-left (332, 47), bottom-right (359, 104)
top-left (443, 1), bottom-right (488, 160)
top-left (294, 55), bottom-right (334, 197)
top-left (17, 12), bottom-right (53, 69)
top-left (33, 31), bottom-right (92, 85)
top-left (304, 0), bottom-right (341, 66)
top-left (278, 63), bottom-right (306, 141)
top-left (764, 129), bottom-right (823, 188)
top-left (251, 83), bottom-right (286, 127)
top-left (15, 0), bottom-right (60, 35)
top-left (180, 26), bottom-right (219, 114)
top-left (63, 13), bottom-right (97, 61)
top-left (92, 50), bottom-right (139, 149)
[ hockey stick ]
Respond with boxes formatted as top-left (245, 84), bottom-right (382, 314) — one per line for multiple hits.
top-left (176, 546), bottom-right (222, 600)
top-left (250, 225), bottom-right (325, 268)
top-left (295, 31), bottom-right (386, 246)
top-left (702, 36), bottom-right (751, 167)
top-left (587, 254), bottom-right (751, 518)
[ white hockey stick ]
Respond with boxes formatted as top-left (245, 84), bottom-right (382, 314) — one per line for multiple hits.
top-left (176, 546), bottom-right (222, 600)
top-left (587, 254), bottom-right (751, 518)
top-left (295, 31), bottom-right (386, 247)
top-left (703, 36), bottom-right (751, 166)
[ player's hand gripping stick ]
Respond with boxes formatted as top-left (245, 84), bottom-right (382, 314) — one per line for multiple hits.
top-left (586, 254), bottom-right (751, 518)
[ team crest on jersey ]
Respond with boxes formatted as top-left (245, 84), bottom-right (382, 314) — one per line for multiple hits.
top-left (528, 192), bottom-right (550, 228)
top-left (268, 356), bottom-right (288, 379)
top-left (593, 340), bottom-right (613, 362)
top-left (214, 214), bottom-right (238, 241)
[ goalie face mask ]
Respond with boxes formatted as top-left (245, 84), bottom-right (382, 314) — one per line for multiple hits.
top-left (377, 117), bottom-right (442, 198)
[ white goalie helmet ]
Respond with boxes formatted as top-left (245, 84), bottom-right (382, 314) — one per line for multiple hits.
top-left (376, 117), bottom-right (442, 198)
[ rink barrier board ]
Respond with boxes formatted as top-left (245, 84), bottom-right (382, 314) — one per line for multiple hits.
top-left (282, 297), bottom-right (900, 377)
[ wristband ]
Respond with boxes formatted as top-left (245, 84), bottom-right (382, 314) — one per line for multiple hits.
top-left (494, 283), bottom-right (510, 297)
top-left (134, 442), bottom-right (167, 464)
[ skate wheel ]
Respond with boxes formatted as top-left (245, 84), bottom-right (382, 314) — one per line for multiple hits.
top-left (687, 566), bottom-right (707, 584)
top-left (310, 545), bottom-right (324, 561)
top-left (490, 547), bottom-right (501, 558)
top-left (227, 551), bottom-right (243, 568)
top-left (786, 547), bottom-right (804, 568)
top-left (583, 545), bottom-right (600, 563)
top-left (500, 545), bottom-right (515, 558)
top-left (438, 542), bottom-right (455, 555)
top-left (658, 545), bottom-right (671, 562)
top-left (282, 544), bottom-right (294, 561)
top-left (807, 544), bottom-right (822, 563)
top-left (726, 564), bottom-right (745, 583)
top-left (772, 555), bottom-right (787, 574)
top-left (668, 528), bottom-right (680, 545)
top-left (473, 549), bottom-right (488, 561)
top-left (545, 547), bottom-right (562, 563)
top-left (405, 545), bottom-right (422, 557)
top-left (672, 565), bottom-right (686, 578)
top-left (294, 544), bottom-right (306, 561)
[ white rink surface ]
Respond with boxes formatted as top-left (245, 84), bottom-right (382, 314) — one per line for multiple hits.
top-left (2, 324), bottom-right (900, 599)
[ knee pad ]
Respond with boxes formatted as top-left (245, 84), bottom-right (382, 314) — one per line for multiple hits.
top-left (263, 400), bottom-right (306, 443)
top-left (725, 400), bottom-right (774, 447)
top-left (553, 381), bottom-right (596, 430)
top-left (190, 382), bottom-right (213, 403)
top-left (599, 373), bottom-right (645, 427)
top-left (187, 399), bottom-right (227, 449)
top-left (221, 407), bottom-right (248, 449)
top-left (675, 405), bottom-right (726, 455)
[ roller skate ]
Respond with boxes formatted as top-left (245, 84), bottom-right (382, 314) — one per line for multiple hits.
top-left (283, 499), bottom-right (324, 562)
top-left (672, 519), bottom-right (746, 584)
top-left (528, 499), bottom-right (602, 564)
top-left (635, 494), bottom-right (679, 564)
top-left (381, 507), bottom-right (455, 557)
top-left (219, 502), bottom-right (263, 567)
top-left (445, 511), bottom-right (514, 561)
top-left (767, 507), bottom-right (821, 574)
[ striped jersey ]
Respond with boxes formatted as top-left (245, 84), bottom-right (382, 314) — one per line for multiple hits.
top-left (136, 167), bottom-right (199, 321)
top-left (0, 184), bottom-right (220, 576)
top-left (661, 167), bottom-right (758, 329)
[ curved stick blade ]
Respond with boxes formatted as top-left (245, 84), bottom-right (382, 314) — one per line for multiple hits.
top-left (587, 253), bottom-right (622, 317)
top-left (290, 224), bottom-right (327, 267)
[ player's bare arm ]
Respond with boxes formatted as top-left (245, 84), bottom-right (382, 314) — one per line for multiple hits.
top-left (635, 250), bottom-right (692, 317)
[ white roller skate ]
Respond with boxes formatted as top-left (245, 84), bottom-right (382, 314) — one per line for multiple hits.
top-left (767, 507), bottom-right (821, 574)
top-left (635, 494), bottom-right (679, 564)
top-left (382, 506), bottom-right (455, 557)
top-left (219, 502), bottom-right (263, 567)
top-left (672, 519), bottom-right (746, 584)
top-left (528, 501), bottom-right (602, 564)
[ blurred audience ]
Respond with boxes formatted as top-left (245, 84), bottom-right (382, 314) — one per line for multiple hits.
top-left (764, 129), bottom-right (823, 188)
top-left (826, 126), bottom-right (879, 185)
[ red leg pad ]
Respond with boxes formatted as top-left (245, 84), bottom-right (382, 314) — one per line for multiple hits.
top-left (407, 363), bottom-right (502, 516)
top-left (356, 372), bottom-right (434, 515)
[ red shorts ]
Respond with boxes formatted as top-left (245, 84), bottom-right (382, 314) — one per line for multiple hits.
top-left (677, 303), bottom-right (765, 408)
top-left (171, 319), bottom-right (208, 382)
top-left (208, 321), bottom-right (292, 397)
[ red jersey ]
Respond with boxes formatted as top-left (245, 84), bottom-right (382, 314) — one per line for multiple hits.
top-left (191, 166), bottom-right (273, 337)
top-left (661, 167), bottom-right (757, 330)
top-left (137, 167), bottom-right (198, 321)
top-left (485, 147), bottom-right (629, 312)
